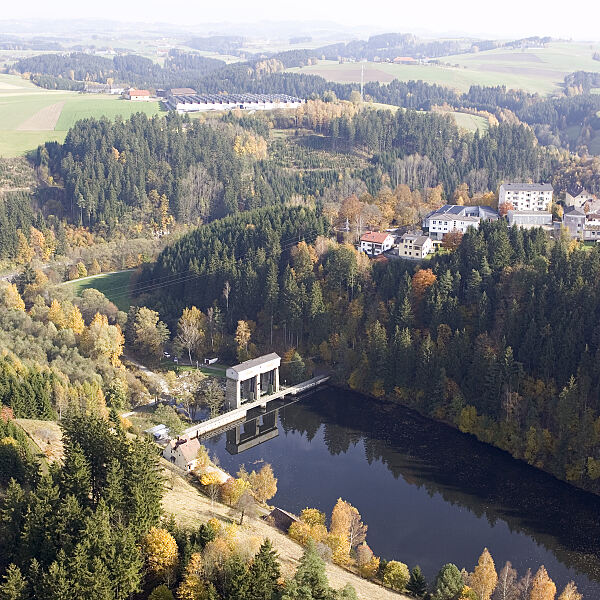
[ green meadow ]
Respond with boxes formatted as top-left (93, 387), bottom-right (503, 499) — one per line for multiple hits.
top-left (0, 74), bottom-right (162, 157)
top-left (62, 270), bottom-right (134, 312)
top-left (287, 42), bottom-right (600, 95)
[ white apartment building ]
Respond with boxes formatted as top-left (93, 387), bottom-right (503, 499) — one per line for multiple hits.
top-left (499, 183), bottom-right (553, 212)
top-left (422, 205), bottom-right (498, 240)
top-left (359, 231), bottom-right (395, 255)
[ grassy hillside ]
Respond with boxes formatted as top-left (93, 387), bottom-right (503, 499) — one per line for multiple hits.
top-left (62, 269), bottom-right (134, 312)
top-left (163, 463), bottom-right (408, 600)
top-left (0, 74), bottom-right (162, 156)
top-left (287, 42), bottom-right (600, 94)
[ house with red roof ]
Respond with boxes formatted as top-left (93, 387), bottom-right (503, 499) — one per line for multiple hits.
top-left (359, 231), bottom-right (395, 256)
top-left (125, 89), bottom-right (151, 101)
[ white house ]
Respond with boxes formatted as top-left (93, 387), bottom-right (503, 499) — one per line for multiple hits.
top-left (163, 437), bottom-right (202, 471)
top-left (565, 189), bottom-right (597, 210)
top-left (422, 205), bottom-right (498, 240)
top-left (398, 233), bottom-right (434, 258)
top-left (125, 89), bottom-right (151, 101)
top-left (359, 231), bottom-right (395, 255)
top-left (499, 183), bottom-right (553, 212)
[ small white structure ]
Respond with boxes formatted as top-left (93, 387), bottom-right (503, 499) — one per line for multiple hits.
top-left (226, 353), bottom-right (281, 410)
top-left (163, 437), bottom-right (202, 471)
top-left (423, 205), bottom-right (498, 240)
top-left (499, 183), bottom-right (553, 212)
top-left (125, 89), bottom-right (151, 101)
top-left (145, 424), bottom-right (170, 441)
top-left (166, 93), bottom-right (303, 113)
top-left (359, 231), bottom-right (395, 255)
top-left (398, 233), bottom-right (434, 258)
top-left (507, 210), bottom-right (553, 229)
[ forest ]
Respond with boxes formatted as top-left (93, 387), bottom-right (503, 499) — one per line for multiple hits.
top-left (141, 205), bottom-right (600, 497)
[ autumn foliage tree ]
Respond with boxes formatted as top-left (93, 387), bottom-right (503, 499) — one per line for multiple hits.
top-left (530, 566), bottom-right (556, 600)
top-left (469, 548), bottom-right (498, 600)
top-left (142, 527), bottom-right (179, 586)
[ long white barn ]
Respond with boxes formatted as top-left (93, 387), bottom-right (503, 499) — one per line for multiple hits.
top-left (166, 93), bottom-right (304, 113)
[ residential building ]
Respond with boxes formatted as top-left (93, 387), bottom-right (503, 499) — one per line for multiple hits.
top-left (125, 89), bottom-right (151, 101)
top-left (507, 210), bottom-right (553, 229)
top-left (399, 233), bottom-right (434, 258)
top-left (565, 189), bottom-right (597, 210)
top-left (163, 437), bottom-right (202, 471)
top-left (359, 231), bottom-right (395, 255)
top-left (583, 213), bottom-right (600, 241)
top-left (422, 204), bottom-right (498, 240)
top-left (562, 206), bottom-right (586, 239)
top-left (499, 183), bottom-right (553, 212)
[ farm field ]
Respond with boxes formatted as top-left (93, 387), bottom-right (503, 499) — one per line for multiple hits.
top-left (0, 74), bottom-right (163, 156)
top-left (62, 269), bottom-right (135, 312)
top-left (286, 42), bottom-right (600, 94)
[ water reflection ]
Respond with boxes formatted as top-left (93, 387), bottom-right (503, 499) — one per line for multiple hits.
top-left (204, 387), bottom-right (600, 595)
top-left (226, 410), bottom-right (279, 454)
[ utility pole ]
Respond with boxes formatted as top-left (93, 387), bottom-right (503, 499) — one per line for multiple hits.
top-left (360, 64), bottom-right (364, 101)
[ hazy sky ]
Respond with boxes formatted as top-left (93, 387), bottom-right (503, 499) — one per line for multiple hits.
top-left (3, 0), bottom-right (600, 41)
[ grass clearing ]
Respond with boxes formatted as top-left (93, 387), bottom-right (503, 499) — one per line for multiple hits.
top-left (14, 418), bottom-right (64, 464)
top-left (0, 74), bottom-right (163, 157)
top-left (62, 269), bottom-right (135, 311)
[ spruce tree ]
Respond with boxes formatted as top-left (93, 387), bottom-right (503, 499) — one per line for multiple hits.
top-left (406, 566), bottom-right (428, 598)
top-left (0, 564), bottom-right (26, 600)
top-left (222, 554), bottom-right (249, 600)
top-left (247, 539), bottom-right (280, 600)
top-left (61, 442), bottom-right (91, 506)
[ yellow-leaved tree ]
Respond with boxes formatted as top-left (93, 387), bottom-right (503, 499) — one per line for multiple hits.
top-left (468, 548), bottom-right (498, 600)
top-left (0, 282), bottom-right (25, 311)
top-left (558, 581), bottom-right (582, 600)
top-left (47, 299), bottom-right (66, 329)
top-left (248, 463), bottom-right (278, 504)
top-left (177, 552), bottom-right (216, 600)
top-left (142, 527), bottom-right (178, 586)
top-left (65, 304), bottom-right (85, 335)
top-left (530, 566), bottom-right (556, 600)
top-left (80, 312), bottom-right (124, 366)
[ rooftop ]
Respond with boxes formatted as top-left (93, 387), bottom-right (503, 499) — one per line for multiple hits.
top-left (170, 92), bottom-right (302, 105)
top-left (170, 437), bottom-right (201, 462)
top-left (361, 231), bottom-right (393, 244)
top-left (230, 352), bottom-right (281, 374)
top-left (501, 183), bottom-right (553, 192)
top-left (128, 89), bottom-right (150, 96)
top-left (564, 206), bottom-right (586, 217)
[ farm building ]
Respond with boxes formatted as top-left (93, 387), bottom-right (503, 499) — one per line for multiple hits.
top-left (166, 93), bottom-right (304, 113)
top-left (125, 89), bottom-right (151, 101)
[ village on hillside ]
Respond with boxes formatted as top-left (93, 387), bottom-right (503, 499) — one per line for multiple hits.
top-left (357, 183), bottom-right (600, 260)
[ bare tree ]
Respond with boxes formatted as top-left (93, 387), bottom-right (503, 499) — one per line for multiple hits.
top-left (223, 281), bottom-right (231, 313)
top-left (235, 489), bottom-right (257, 525)
top-left (348, 510), bottom-right (368, 549)
top-left (177, 164), bottom-right (223, 223)
top-left (493, 562), bottom-right (519, 600)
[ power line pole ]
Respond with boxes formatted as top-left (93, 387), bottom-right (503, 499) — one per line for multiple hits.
top-left (360, 64), bottom-right (364, 101)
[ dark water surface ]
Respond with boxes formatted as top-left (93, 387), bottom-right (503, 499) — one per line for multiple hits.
top-left (203, 387), bottom-right (600, 596)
